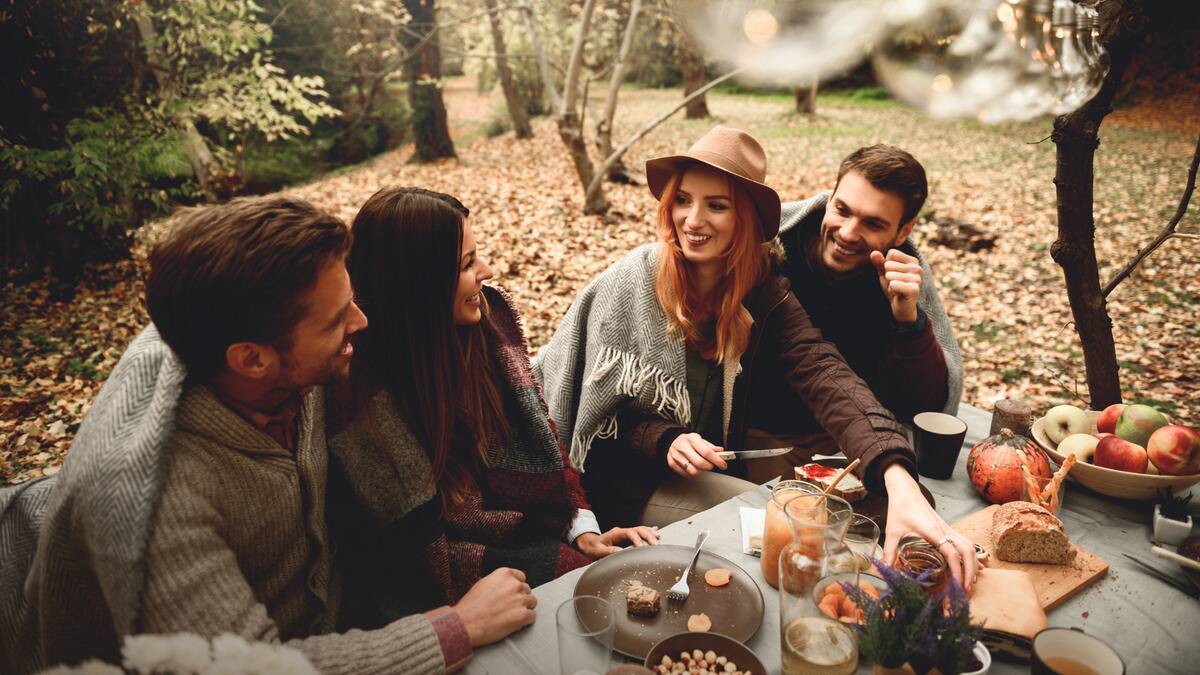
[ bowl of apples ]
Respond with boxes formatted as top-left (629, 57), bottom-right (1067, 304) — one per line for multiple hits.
top-left (1031, 404), bottom-right (1200, 500)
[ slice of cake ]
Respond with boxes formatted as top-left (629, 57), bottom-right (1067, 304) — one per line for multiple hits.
top-left (795, 463), bottom-right (866, 503)
top-left (625, 581), bottom-right (660, 616)
top-left (991, 501), bottom-right (1076, 565)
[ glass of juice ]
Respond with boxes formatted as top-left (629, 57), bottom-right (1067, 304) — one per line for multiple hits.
top-left (762, 480), bottom-right (823, 589)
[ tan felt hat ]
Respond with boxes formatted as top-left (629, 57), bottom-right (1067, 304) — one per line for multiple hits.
top-left (645, 125), bottom-right (781, 240)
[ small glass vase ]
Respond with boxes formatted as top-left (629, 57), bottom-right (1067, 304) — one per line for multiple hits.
top-left (779, 490), bottom-right (858, 675)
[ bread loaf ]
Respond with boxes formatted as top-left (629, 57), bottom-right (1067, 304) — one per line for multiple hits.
top-left (992, 501), bottom-right (1076, 565)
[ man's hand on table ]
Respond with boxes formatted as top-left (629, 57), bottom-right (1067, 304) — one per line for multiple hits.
top-left (576, 526), bottom-right (660, 559)
top-left (453, 567), bottom-right (537, 647)
top-left (881, 463), bottom-right (979, 591)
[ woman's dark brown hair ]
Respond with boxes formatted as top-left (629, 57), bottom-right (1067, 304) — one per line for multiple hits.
top-left (146, 195), bottom-right (350, 381)
top-left (348, 186), bottom-right (508, 507)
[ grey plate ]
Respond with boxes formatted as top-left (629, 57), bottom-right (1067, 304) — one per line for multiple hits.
top-left (573, 544), bottom-right (765, 659)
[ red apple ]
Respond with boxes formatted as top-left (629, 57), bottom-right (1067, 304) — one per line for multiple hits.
top-left (1095, 432), bottom-right (1114, 440)
top-left (1094, 436), bottom-right (1149, 473)
top-left (1097, 403), bottom-right (1126, 434)
top-left (1146, 425), bottom-right (1200, 476)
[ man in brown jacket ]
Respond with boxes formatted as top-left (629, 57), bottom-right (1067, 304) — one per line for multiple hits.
top-left (17, 197), bottom-right (535, 674)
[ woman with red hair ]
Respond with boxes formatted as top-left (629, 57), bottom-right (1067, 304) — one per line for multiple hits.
top-left (536, 126), bottom-right (977, 589)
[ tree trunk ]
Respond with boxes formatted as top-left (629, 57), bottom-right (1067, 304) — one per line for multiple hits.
top-left (402, 0), bottom-right (456, 162)
top-left (794, 82), bottom-right (818, 114)
top-left (522, 4), bottom-right (561, 114)
top-left (1050, 0), bottom-right (1146, 410)
top-left (678, 29), bottom-right (709, 119)
top-left (556, 0), bottom-right (607, 214)
top-left (131, 6), bottom-right (218, 201)
top-left (484, 0), bottom-right (531, 138)
top-left (594, 0), bottom-right (643, 180)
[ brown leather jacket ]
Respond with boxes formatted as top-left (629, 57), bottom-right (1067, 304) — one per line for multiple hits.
top-left (581, 272), bottom-right (916, 527)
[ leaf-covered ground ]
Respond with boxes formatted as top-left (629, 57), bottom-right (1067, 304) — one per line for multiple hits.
top-left (2, 77), bottom-right (1198, 484)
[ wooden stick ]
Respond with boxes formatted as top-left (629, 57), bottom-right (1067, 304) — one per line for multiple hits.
top-left (825, 458), bottom-right (861, 495)
top-left (1021, 464), bottom-right (1045, 510)
top-left (1151, 545), bottom-right (1200, 572)
top-left (1043, 454), bottom-right (1077, 514)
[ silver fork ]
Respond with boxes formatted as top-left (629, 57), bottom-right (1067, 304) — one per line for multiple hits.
top-left (667, 529), bottom-right (710, 602)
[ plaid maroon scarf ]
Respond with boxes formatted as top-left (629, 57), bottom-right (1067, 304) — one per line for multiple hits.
top-left (327, 286), bottom-right (589, 624)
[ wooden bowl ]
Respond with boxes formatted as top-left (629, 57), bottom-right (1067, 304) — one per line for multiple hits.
top-left (643, 632), bottom-right (765, 674)
top-left (1031, 411), bottom-right (1200, 500)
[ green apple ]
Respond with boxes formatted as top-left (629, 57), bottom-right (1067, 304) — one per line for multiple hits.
top-left (1057, 433), bottom-right (1100, 463)
top-left (1044, 404), bottom-right (1091, 445)
top-left (1115, 404), bottom-right (1169, 448)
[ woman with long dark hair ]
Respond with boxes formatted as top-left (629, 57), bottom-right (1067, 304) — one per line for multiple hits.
top-left (536, 126), bottom-right (979, 589)
top-left (326, 187), bottom-right (656, 631)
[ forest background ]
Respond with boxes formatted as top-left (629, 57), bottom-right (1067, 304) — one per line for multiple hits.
top-left (1, 0), bottom-right (1197, 484)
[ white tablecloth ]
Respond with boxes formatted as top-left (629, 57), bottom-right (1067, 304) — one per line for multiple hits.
top-left (467, 404), bottom-right (1199, 675)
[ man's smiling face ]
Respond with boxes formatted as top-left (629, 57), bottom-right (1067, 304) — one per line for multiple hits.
top-left (816, 170), bottom-right (915, 277)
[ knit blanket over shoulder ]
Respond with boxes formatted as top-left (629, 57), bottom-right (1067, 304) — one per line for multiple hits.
top-left (1, 325), bottom-right (186, 674)
top-left (779, 191), bottom-right (964, 415)
top-left (326, 285), bottom-right (588, 610)
top-left (533, 244), bottom-right (740, 472)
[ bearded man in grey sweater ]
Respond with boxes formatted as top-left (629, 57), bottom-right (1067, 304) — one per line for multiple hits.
top-left (5, 197), bottom-right (534, 674)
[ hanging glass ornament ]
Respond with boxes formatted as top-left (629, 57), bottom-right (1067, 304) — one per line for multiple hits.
top-left (1079, 5), bottom-right (1111, 88)
top-left (871, 0), bottom-right (1022, 119)
top-left (679, 0), bottom-right (893, 85)
top-left (975, 0), bottom-right (1059, 123)
top-left (1046, 0), bottom-right (1101, 113)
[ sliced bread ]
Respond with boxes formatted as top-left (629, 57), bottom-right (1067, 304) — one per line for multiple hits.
top-left (992, 501), bottom-right (1077, 565)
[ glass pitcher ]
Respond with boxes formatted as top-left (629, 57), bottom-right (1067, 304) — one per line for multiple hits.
top-left (779, 491), bottom-right (858, 675)
top-left (762, 479), bottom-right (824, 589)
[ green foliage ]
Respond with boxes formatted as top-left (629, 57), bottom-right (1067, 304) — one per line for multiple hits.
top-left (2, 107), bottom-right (197, 236)
top-left (130, 0), bottom-right (340, 145)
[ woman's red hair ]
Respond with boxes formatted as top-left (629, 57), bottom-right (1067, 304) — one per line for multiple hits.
top-left (653, 165), bottom-right (769, 363)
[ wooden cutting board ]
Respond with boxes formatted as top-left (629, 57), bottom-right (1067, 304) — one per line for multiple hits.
top-left (953, 504), bottom-right (1108, 610)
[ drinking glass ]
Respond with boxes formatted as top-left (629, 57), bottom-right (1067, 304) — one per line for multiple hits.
top-left (843, 514), bottom-right (881, 573)
top-left (557, 595), bottom-right (613, 675)
top-left (779, 491), bottom-right (858, 675)
top-left (763, 479), bottom-right (823, 589)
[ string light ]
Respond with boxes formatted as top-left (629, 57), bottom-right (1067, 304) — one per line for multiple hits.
top-left (680, 0), bottom-right (1110, 122)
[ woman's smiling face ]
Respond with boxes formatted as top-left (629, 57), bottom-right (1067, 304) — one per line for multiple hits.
top-left (672, 165), bottom-right (737, 270)
top-left (452, 218), bottom-right (494, 326)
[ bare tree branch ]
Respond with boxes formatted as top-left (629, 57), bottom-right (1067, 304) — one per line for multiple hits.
top-left (560, 0), bottom-right (600, 116)
top-left (585, 68), bottom-right (744, 204)
top-left (595, 0), bottom-right (643, 174)
top-left (1102, 134), bottom-right (1200, 297)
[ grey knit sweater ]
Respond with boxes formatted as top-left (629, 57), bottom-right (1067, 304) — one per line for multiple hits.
top-left (1, 326), bottom-right (451, 674)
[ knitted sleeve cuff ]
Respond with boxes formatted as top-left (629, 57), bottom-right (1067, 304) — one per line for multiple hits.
top-left (567, 508), bottom-right (603, 543)
top-left (425, 606), bottom-right (473, 672)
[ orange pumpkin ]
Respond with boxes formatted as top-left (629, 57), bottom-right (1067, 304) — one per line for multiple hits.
top-left (966, 428), bottom-right (1052, 504)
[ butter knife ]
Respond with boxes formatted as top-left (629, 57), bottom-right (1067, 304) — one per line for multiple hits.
top-left (715, 446), bottom-right (792, 460)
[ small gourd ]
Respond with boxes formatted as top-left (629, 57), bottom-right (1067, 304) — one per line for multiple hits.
top-left (966, 428), bottom-right (1052, 504)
